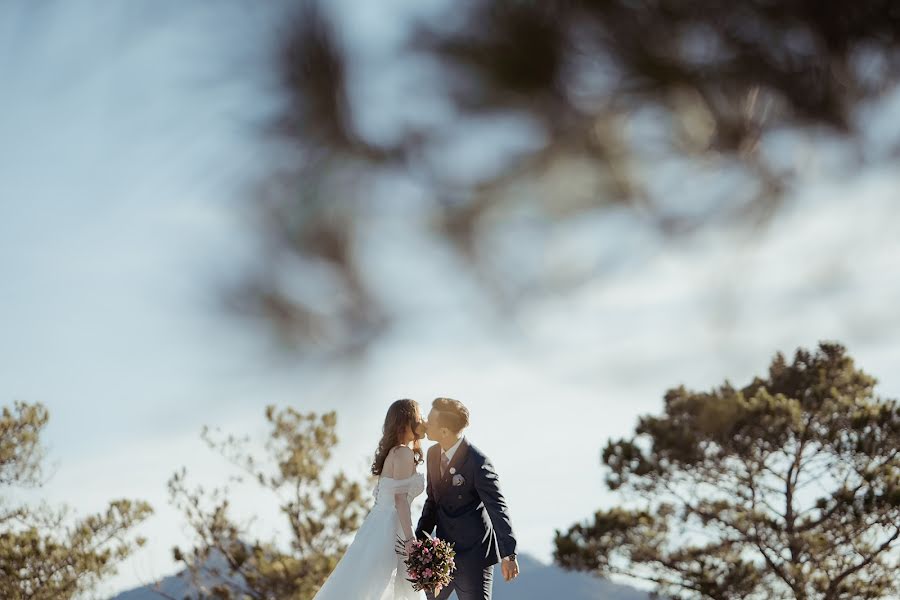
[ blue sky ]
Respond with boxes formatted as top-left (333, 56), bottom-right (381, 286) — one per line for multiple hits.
top-left (2, 1), bottom-right (900, 597)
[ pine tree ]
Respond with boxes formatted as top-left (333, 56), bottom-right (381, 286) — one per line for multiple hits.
top-left (0, 401), bottom-right (152, 600)
top-left (554, 343), bottom-right (900, 599)
top-left (166, 406), bottom-right (370, 599)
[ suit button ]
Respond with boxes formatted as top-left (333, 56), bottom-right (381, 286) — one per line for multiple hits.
top-left (458, 495), bottom-right (462, 499)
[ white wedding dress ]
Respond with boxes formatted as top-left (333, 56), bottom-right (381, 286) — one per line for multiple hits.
top-left (312, 470), bottom-right (428, 600)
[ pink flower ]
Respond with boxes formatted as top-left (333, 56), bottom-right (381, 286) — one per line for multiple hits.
top-left (423, 568), bottom-right (433, 578)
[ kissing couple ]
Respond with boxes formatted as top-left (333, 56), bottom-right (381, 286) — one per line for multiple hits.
top-left (311, 397), bottom-right (519, 600)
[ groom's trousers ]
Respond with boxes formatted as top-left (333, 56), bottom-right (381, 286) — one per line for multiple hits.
top-left (426, 564), bottom-right (493, 600)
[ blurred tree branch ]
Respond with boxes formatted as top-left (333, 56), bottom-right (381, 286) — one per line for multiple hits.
top-left (233, 0), bottom-right (900, 354)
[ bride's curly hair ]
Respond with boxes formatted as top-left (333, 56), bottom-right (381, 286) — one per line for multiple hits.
top-left (371, 399), bottom-right (424, 476)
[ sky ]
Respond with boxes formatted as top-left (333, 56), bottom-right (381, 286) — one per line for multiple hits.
top-left (2, 1), bottom-right (900, 597)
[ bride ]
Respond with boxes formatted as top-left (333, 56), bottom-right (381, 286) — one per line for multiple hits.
top-left (312, 399), bottom-right (428, 600)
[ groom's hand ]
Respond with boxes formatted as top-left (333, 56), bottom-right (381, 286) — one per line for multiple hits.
top-left (501, 557), bottom-right (519, 582)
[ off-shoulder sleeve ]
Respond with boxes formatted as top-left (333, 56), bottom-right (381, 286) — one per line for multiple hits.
top-left (381, 473), bottom-right (424, 496)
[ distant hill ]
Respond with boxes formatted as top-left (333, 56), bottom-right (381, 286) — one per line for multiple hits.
top-left (109, 552), bottom-right (650, 600)
top-left (109, 550), bottom-right (241, 600)
top-left (493, 554), bottom-right (649, 600)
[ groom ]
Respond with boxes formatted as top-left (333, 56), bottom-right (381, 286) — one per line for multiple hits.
top-left (415, 397), bottom-right (520, 600)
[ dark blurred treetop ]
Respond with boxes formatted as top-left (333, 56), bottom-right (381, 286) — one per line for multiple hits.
top-left (234, 0), bottom-right (900, 354)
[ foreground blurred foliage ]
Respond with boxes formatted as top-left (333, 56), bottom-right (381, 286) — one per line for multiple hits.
top-left (235, 0), bottom-right (900, 353)
top-left (0, 401), bottom-right (152, 600)
top-left (554, 342), bottom-right (900, 599)
top-left (165, 406), bottom-right (370, 599)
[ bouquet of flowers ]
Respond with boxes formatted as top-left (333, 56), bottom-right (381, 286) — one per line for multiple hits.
top-left (395, 532), bottom-right (456, 593)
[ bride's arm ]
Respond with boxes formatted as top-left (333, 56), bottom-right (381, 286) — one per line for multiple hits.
top-left (390, 447), bottom-right (417, 541)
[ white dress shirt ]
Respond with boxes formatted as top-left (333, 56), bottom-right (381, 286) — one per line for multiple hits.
top-left (443, 436), bottom-right (465, 462)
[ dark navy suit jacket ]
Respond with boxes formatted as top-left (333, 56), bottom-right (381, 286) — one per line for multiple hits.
top-left (415, 438), bottom-right (517, 570)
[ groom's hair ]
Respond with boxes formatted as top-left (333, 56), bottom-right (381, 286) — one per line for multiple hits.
top-left (432, 397), bottom-right (469, 433)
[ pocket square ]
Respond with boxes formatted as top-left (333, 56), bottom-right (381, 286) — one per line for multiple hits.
top-left (451, 473), bottom-right (465, 486)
